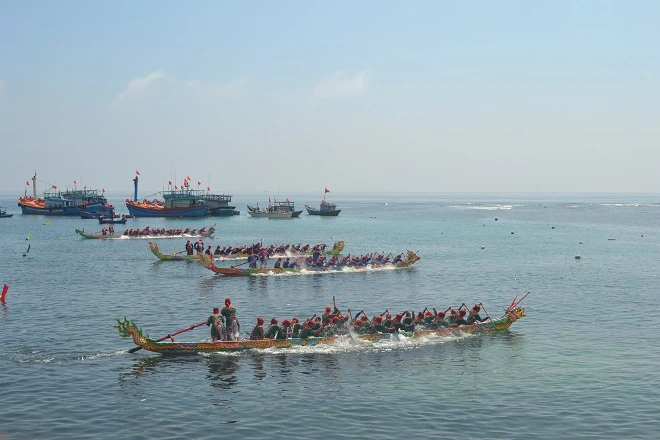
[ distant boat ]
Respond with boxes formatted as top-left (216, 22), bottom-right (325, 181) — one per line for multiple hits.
top-left (0, 206), bottom-right (14, 218)
top-left (18, 174), bottom-right (113, 216)
top-left (247, 199), bottom-right (302, 218)
top-left (125, 176), bottom-right (209, 218)
top-left (306, 188), bottom-right (341, 216)
top-left (198, 193), bottom-right (240, 216)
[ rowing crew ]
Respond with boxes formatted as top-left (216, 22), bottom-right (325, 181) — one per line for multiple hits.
top-left (124, 227), bottom-right (207, 237)
top-left (270, 253), bottom-right (404, 270)
top-left (202, 242), bottom-right (331, 257)
top-left (245, 304), bottom-right (490, 341)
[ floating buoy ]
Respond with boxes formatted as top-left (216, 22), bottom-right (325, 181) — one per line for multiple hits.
top-left (511, 232), bottom-right (514, 234)
top-left (495, 218), bottom-right (498, 221)
top-left (480, 246), bottom-right (485, 250)
top-left (579, 241), bottom-right (583, 244)
top-left (575, 255), bottom-right (581, 260)
top-left (551, 226), bottom-right (555, 229)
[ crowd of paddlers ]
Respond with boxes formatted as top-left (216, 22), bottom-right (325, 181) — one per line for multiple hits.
top-left (206, 298), bottom-right (491, 342)
top-left (116, 226), bottom-right (209, 237)
top-left (205, 241), bottom-right (333, 256)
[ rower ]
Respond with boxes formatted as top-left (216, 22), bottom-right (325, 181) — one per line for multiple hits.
top-left (206, 308), bottom-right (222, 341)
top-left (264, 318), bottom-right (281, 339)
top-left (466, 304), bottom-right (488, 324)
top-left (274, 257), bottom-right (282, 269)
top-left (249, 317), bottom-right (265, 340)
top-left (291, 317), bottom-right (301, 338)
top-left (280, 320), bottom-right (292, 339)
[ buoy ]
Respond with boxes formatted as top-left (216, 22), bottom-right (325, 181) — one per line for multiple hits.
top-left (1, 284), bottom-right (8, 303)
top-left (511, 232), bottom-right (514, 234)
top-left (495, 218), bottom-right (498, 221)
top-left (575, 255), bottom-right (581, 260)
top-left (551, 226), bottom-right (555, 229)
top-left (480, 246), bottom-right (485, 250)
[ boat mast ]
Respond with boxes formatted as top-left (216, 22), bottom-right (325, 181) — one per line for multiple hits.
top-left (133, 176), bottom-right (139, 201)
top-left (32, 174), bottom-right (37, 198)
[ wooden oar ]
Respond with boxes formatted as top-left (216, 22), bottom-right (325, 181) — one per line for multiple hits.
top-left (128, 320), bottom-right (206, 353)
top-left (231, 261), bottom-right (250, 269)
top-left (511, 292), bottom-right (530, 310)
top-left (479, 302), bottom-right (492, 321)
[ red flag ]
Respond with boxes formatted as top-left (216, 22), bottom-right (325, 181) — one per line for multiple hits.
top-left (74, 180), bottom-right (77, 185)
top-left (26, 181), bottom-right (30, 186)
top-left (269, 197), bottom-right (271, 203)
top-left (207, 186), bottom-right (210, 191)
top-left (325, 187), bottom-right (330, 193)
top-left (136, 170), bottom-right (140, 175)
top-left (286, 198), bottom-right (290, 202)
top-left (186, 176), bottom-right (191, 181)
top-left (168, 180), bottom-right (172, 185)
top-left (52, 185), bottom-right (57, 189)
top-left (197, 181), bottom-right (201, 186)
top-left (84, 185), bottom-right (86, 190)
top-left (102, 188), bottom-right (105, 193)
top-left (175, 185), bottom-right (178, 190)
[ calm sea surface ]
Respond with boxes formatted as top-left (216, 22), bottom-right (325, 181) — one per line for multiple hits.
top-left (1, 192), bottom-right (659, 439)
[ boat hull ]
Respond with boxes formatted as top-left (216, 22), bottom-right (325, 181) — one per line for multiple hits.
top-left (19, 202), bottom-right (110, 216)
top-left (199, 248), bottom-right (418, 276)
top-left (247, 210), bottom-right (303, 218)
top-left (122, 308), bottom-right (525, 354)
top-left (305, 205), bottom-right (341, 216)
top-left (76, 226), bottom-right (215, 240)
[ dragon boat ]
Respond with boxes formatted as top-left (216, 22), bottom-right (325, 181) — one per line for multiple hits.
top-left (198, 250), bottom-right (420, 276)
top-left (149, 241), bottom-right (345, 261)
top-left (116, 306), bottom-right (525, 354)
top-left (76, 225), bottom-right (215, 240)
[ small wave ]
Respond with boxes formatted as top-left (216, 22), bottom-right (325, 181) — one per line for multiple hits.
top-left (254, 265), bottom-right (411, 277)
top-left (450, 204), bottom-right (515, 211)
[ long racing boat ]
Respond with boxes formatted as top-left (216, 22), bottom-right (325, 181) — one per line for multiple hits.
top-left (149, 241), bottom-right (345, 261)
top-left (198, 250), bottom-right (420, 276)
top-left (117, 306), bottom-right (526, 354)
top-left (76, 225), bottom-right (215, 240)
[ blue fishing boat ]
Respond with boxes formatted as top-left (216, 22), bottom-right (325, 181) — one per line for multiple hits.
top-left (17, 175), bottom-right (113, 216)
top-left (305, 188), bottom-right (341, 216)
top-left (125, 176), bottom-right (209, 217)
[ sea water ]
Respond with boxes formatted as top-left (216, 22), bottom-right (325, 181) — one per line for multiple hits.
top-left (1, 192), bottom-right (659, 439)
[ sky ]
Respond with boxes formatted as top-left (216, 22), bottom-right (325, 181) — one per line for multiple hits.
top-left (1, 1), bottom-right (659, 195)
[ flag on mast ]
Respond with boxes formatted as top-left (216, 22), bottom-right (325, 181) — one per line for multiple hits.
top-left (325, 188), bottom-right (330, 193)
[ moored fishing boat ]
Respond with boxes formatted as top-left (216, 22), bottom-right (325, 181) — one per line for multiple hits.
top-left (76, 224), bottom-right (215, 239)
top-left (18, 174), bottom-right (113, 216)
top-left (116, 304), bottom-right (526, 354)
top-left (247, 199), bottom-right (302, 218)
top-left (199, 249), bottom-right (420, 276)
top-left (125, 176), bottom-right (209, 217)
top-left (305, 188), bottom-right (341, 216)
top-left (0, 206), bottom-right (13, 218)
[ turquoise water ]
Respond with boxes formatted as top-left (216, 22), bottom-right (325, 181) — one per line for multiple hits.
top-left (1, 193), bottom-right (659, 439)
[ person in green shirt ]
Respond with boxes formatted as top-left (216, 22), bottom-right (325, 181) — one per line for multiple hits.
top-left (435, 311), bottom-right (449, 328)
top-left (279, 320), bottom-right (292, 339)
top-left (371, 316), bottom-right (387, 333)
top-left (291, 317), bottom-right (301, 338)
top-left (402, 311), bottom-right (414, 331)
top-left (250, 317), bottom-right (265, 340)
top-left (206, 308), bottom-right (222, 341)
top-left (264, 318), bottom-right (281, 339)
top-left (221, 298), bottom-right (236, 329)
top-left (299, 321), bottom-right (315, 339)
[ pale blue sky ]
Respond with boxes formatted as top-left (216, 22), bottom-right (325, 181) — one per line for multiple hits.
top-left (1, 1), bottom-right (659, 194)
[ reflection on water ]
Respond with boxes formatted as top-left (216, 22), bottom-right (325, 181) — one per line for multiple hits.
top-left (206, 355), bottom-right (240, 390)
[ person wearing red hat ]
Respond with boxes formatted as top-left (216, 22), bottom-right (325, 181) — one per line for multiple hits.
top-left (221, 298), bottom-right (236, 329)
top-left (372, 315), bottom-right (387, 333)
top-left (299, 321), bottom-right (315, 338)
top-left (436, 311), bottom-right (449, 328)
top-left (280, 320), bottom-right (292, 339)
top-left (322, 306), bottom-right (332, 325)
top-left (185, 240), bottom-right (194, 256)
top-left (265, 318), bottom-right (281, 339)
top-left (402, 311), bottom-right (414, 331)
top-left (447, 309), bottom-right (458, 326)
top-left (453, 309), bottom-right (468, 326)
top-left (291, 317), bottom-right (301, 338)
top-left (250, 317), bottom-right (265, 340)
top-left (467, 305), bottom-right (488, 325)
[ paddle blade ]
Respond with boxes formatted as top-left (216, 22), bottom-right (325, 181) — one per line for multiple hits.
top-left (1, 284), bottom-right (8, 303)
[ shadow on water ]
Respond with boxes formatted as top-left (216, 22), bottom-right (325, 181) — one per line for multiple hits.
top-left (206, 355), bottom-right (241, 390)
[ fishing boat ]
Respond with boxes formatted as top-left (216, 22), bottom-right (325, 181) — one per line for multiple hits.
top-left (125, 176), bottom-right (209, 217)
top-left (198, 250), bottom-right (420, 276)
top-left (149, 241), bottom-right (345, 261)
top-left (116, 306), bottom-right (526, 354)
top-left (247, 199), bottom-right (302, 218)
top-left (76, 225), bottom-right (215, 240)
top-left (305, 188), bottom-right (341, 216)
top-left (0, 206), bottom-right (13, 218)
top-left (198, 193), bottom-right (239, 216)
top-left (18, 174), bottom-right (113, 216)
